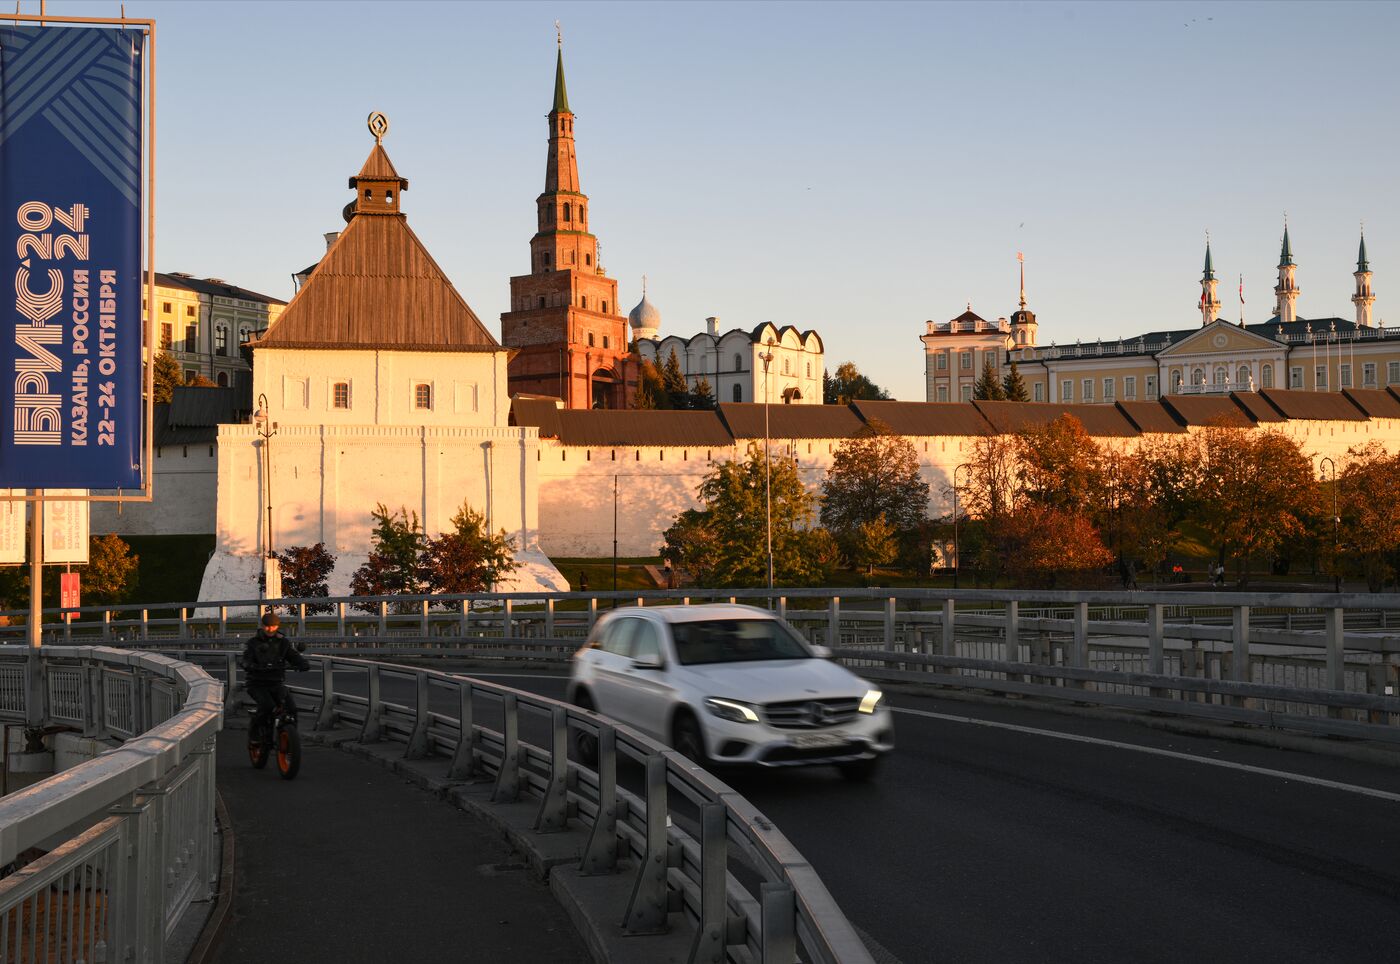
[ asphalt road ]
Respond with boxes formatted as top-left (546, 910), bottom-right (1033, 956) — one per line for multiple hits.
top-left (231, 664), bottom-right (1400, 964)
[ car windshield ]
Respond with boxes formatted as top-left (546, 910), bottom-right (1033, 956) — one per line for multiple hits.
top-left (670, 618), bottom-right (811, 666)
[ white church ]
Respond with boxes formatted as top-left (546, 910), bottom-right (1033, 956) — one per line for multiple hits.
top-left (197, 122), bottom-right (567, 601)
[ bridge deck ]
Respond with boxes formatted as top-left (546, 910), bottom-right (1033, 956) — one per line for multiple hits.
top-left (211, 726), bottom-right (587, 964)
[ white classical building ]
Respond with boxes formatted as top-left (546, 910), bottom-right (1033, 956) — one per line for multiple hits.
top-left (197, 126), bottom-right (566, 602)
top-left (636, 307), bottom-right (825, 404)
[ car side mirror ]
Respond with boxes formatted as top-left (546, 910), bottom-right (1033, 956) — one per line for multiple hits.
top-left (632, 656), bottom-right (664, 671)
top-left (810, 645), bottom-right (832, 659)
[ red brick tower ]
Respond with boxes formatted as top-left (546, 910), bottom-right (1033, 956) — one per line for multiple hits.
top-left (501, 42), bottom-right (633, 408)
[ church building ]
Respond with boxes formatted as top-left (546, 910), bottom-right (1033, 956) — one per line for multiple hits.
top-left (500, 44), bottom-right (635, 409)
top-left (198, 117), bottom-right (566, 603)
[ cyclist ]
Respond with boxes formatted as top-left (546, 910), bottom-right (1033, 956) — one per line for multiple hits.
top-left (241, 611), bottom-right (310, 747)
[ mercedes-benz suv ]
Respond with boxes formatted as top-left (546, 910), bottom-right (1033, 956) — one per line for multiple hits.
top-left (567, 604), bottom-right (894, 780)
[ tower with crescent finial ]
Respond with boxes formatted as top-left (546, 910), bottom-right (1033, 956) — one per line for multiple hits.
top-left (1199, 235), bottom-right (1221, 325)
top-left (500, 32), bottom-right (634, 408)
top-left (1353, 226), bottom-right (1376, 328)
top-left (1274, 219), bottom-right (1299, 323)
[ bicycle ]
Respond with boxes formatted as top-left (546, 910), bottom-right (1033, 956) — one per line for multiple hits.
top-left (248, 699), bottom-right (302, 780)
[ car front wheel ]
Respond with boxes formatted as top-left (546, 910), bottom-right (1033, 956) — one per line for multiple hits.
top-left (672, 711), bottom-right (709, 767)
top-left (572, 691), bottom-right (600, 768)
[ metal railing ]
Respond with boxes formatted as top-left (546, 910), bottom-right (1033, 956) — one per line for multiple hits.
top-left (194, 653), bottom-right (865, 964)
top-left (0, 647), bottom-right (222, 963)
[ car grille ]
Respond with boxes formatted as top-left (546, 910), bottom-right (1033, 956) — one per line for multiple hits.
top-left (762, 698), bottom-right (860, 729)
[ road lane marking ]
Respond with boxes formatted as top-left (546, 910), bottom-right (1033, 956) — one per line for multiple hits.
top-left (890, 705), bottom-right (1400, 804)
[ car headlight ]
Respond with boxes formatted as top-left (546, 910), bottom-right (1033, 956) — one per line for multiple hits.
top-left (704, 697), bottom-right (760, 724)
top-left (858, 689), bottom-right (883, 714)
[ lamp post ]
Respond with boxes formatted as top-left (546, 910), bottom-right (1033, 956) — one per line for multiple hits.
top-left (760, 340), bottom-right (776, 590)
top-left (612, 473), bottom-right (619, 592)
top-left (951, 463), bottom-right (971, 589)
top-left (254, 393), bottom-right (277, 562)
top-left (1320, 456), bottom-right (1339, 592)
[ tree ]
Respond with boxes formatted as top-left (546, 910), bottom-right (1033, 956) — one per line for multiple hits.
top-left (823, 361), bottom-right (891, 405)
top-left (423, 502), bottom-right (519, 594)
top-left (186, 372), bottom-right (217, 388)
top-left (1002, 362), bottom-right (1030, 402)
top-left (276, 543), bottom-right (336, 613)
top-left (1195, 426), bottom-right (1318, 585)
top-left (153, 352), bottom-right (183, 404)
top-left (1337, 443), bottom-right (1400, 591)
top-left (81, 533), bottom-right (139, 604)
top-left (688, 376), bottom-right (716, 411)
top-left (350, 505), bottom-right (429, 607)
top-left (850, 515), bottom-right (898, 575)
top-left (973, 357), bottom-right (1006, 401)
top-left (1001, 506), bottom-right (1113, 588)
top-left (661, 445), bottom-right (825, 587)
top-left (634, 359), bottom-right (666, 409)
top-left (819, 421), bottom-right (930, 541)
top-left (1015, 415), bottom-right (1105, 514)
top-left (662, 348), bottom-right (690, 410)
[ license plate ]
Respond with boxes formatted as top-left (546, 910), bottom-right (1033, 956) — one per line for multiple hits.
top-left (789, 731), bottom-right (846, 749)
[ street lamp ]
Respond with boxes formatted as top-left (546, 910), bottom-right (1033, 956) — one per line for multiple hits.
top-left (1319, 456), bottom-right (1339, 592)
top-left (951, 463), bottom-right (971, 589)
top-left (760, 340), bottom-right (776, 590)
top-left (254, 393), bottom-right (278, 561)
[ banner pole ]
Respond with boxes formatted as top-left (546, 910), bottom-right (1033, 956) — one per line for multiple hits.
top-left (25, 491), bottom-right (43, 728)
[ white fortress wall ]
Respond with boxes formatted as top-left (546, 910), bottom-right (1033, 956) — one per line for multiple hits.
top-left (91, 446), bottom-right (218, 536)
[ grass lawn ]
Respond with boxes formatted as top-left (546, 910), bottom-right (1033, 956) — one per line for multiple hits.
top-left (550, 557), bottom-right (665, 593)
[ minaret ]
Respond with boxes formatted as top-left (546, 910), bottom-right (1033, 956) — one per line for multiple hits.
top-left (500, 31), bottom-right (631, 409)
top-left (1008, 251), bottom-right (1037, 347)
top-left (1274, 221), bottom-right (1299, 323)
top-left (1200, 236), bottom-right (1221, 325)
top-left (1353, 227), bottom-right (1375, 327)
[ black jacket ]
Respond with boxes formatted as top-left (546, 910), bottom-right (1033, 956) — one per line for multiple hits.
top-left (240, 629), bottom-right (310, 685)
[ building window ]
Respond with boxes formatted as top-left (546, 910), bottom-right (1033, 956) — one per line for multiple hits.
top-left (333, 382), bottom-right (350, 409)
top-left (1340, 364), bottom-right (1352, 388)
top-left (936, 352), bottom-right (948, 371)
top-left (603, 335), bottom-right (610, 350)
top-left (960, 351), bottom-right (972, 370)
top-left (562, 203), bottom-right (571, 222)
top-left (1315, 366), bottom-right (1327, 390)
top-left (1290, 367), bottom-right (1303, 389)
top-left (1171, 371), bottom-right (1183, 393)
top-left (1103, 377), bottom-right (1114, 401)
top-left (537, 296), bottom-right (546, 309)
top-left (581, 295), bottom-right (587, 309)
top-left (215, 326), bottom-right (228, 354)
top-left (216, 372), bottom-right (229, 387)
top-left (161, 301), bottom-right (171, 314)
top-left (1213, 366), bottom-right (1227, 386)
top-left (160, 323), bottom-right (172, 349)
top-left (185, 325), bottom-right (197, 352)
top-left (1238, 365), bottom-right (1251, 387)
top-left (1261, 364), bottom-right (1273, 388)
top-left (937, 385), bottom-right (949, 402)
top-left (1146, 375), bottom-right (1157, 399)
top-left (588, 332), bottom-right (595, 347)
top-left (1363, 363), bottom-right (1377, 387)
top-left (586, 254), bottom-right (592, 266)
top-left (1061, 380), bottom-right (1073, 402)
top-left (732, 384), bottom-right (742, 403)
top-left (806, 362), bottom-right (811, 377)
top-left (1124, 376), bottom-right (1136, 400)
top-left (414, 383), bottom-right (432, 410)
top-left (960, 384), bottom-right (973, 402)
top-left (183, 369), bottom-right (197, 383)
top-left (1082, 379), bottom-right (1093, 402)
top-left (734, 353), bottom-right (743, 371)
top-left (239, 327), bottom-right (251, 344)
top-left (602, 301), bottom-right (608, 313)
top-left (1390, 361), bottom-right (1400, 385)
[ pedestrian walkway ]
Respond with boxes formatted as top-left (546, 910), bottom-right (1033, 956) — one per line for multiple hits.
top-left (211, 728), bottom-right (588, 964)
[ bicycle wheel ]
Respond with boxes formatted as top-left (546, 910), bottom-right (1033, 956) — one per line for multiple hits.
top-left (248, 725), bottom-right (269, 769)
top-left (277, 724), bottom-right (302, 781)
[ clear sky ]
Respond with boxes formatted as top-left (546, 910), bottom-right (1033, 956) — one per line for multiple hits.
top-left (39, 0), bottom-right (1400, 400)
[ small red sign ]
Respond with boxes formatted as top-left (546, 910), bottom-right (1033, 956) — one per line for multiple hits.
top-left (60, 572), bottom-right (80, 618)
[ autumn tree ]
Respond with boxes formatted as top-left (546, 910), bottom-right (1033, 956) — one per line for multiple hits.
top-left (81, 533), bottom-right (139, 604)
top-left (1001, 506), bottom-right (1113, 588)
top-left (819, 422), bottom-right (930, 545)
top-left (1337, 443), bottom-right (1400, 591)
top-left (662, 348), bottom-right (690, 410)
top-left (1015, 415), bottom-right (1106, 514)
top-left (350, 505), bottom-right (429, 608)
top-left (1195, 426), bottom-right (1318, 585)
top-left (1001, 362), bottom-right (1030, 402)
top-left (850, 515), bottom-right (898, 575)
top-left (275, 543), bottom-right (336, 613)
top-left (661, 445), bottom-right (828, 587)
top-left (152, 352), bottom-right (183, 404)
top-left (823, 362), bottom-right (891, 405)
top-left (633, 359), bottom-right (666, 409)
top-left (423, 503), bottom-right (519, 594)
top-left (973, 357), bottom-right (1006, 400)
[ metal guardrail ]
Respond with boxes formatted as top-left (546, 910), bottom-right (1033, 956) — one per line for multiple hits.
top-left (0, 647), bottom-right (222, 964)
top-left (230, 654), bottom-right (866, 964)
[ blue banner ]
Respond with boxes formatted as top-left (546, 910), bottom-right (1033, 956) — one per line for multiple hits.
top-left (0, 25), bottom-right (144, 489)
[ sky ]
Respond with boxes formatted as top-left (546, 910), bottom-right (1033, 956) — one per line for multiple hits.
top-left (34, 0), bottom-right (1400, 400)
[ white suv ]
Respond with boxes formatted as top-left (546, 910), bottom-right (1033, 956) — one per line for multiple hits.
top-left (567, 604), bottom-right (894, 780)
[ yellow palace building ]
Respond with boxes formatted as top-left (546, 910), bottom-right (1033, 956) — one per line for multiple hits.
top-left (922, 228), bottom-right (1397, 405)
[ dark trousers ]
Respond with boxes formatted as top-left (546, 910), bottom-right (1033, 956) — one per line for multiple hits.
top-left (247, 682), bottom-right (295, 739)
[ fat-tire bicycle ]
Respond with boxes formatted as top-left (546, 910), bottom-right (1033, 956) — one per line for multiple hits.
top-left (248, 700), bottom-right (302, 780)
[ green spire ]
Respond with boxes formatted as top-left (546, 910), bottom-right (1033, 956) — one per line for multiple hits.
top-left (1279, 224), bottom-right (1294, 267)
top-left (1202, 239), bottom-right (1216, 281)
top-left (552, 46), bottom-right (571, 114)
top-left (1358, 230), bottom-right (1370, 273)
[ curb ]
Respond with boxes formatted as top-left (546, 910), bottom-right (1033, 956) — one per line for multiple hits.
top-left (302, 729), bottom-right (696, 964)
